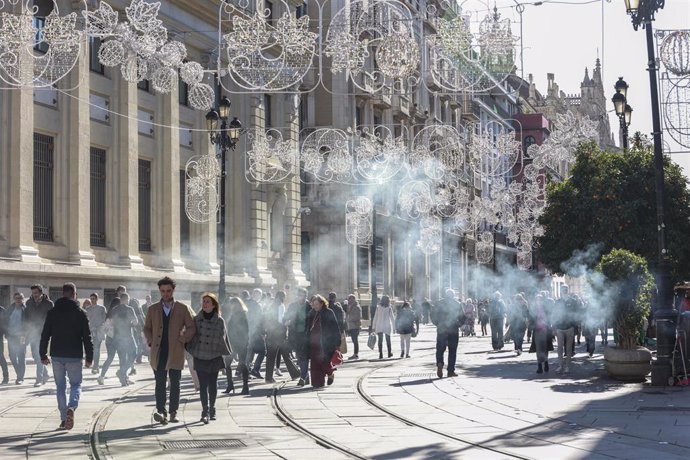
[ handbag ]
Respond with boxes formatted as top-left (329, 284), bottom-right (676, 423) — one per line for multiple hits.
top-left (330, 349), bottom-right (344, 369)
top-left (367, 332), bottom-right (377, 350)
top-left (340, 332), bottom-right (348, 354)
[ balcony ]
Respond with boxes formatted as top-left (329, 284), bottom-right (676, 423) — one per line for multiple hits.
top-left (461, 98), bottom-right (481, 123)
top-left (372, 84), bottom-right (392, 109)
top-left (391, 93), bottom-right (411, 117)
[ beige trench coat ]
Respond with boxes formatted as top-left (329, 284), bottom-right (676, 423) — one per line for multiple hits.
top-left (144, 300), bottom-right (196, 371)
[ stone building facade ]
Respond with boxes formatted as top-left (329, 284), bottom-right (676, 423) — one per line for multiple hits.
top-left (0, 0), bottom-right (306, 306)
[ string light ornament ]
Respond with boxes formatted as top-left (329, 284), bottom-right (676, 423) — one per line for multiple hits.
top-left (0, 0), bottom-right (81, 87)
top-left (221, 0), bottom-right (318, 92)
top-left (469, 126), bottom-right (521, 179)
top-left (345, 196), bottom-right (373, 245)
top-left (432, 179), bottom-right (470, 219)
top-left (185, 154), bottom-right (221, 223)
top-left (427, 6), bottom-right (516, 94)
top-left (532, 111), bottom-right (598, 168)
top-left (475, 230), bottom-right (494, 265)
top-left (417, 216), bottom-right (442, 255)
top-left (83, 0), bottom-right (213, 110)
top-left (325, 0), bottom-right (419, 92)
top-left (354, 126), bottom-right (407, 182)
top-left (657, 29), bottom-right (690, 149)
top-left (398, 180), bottom-right (433, 220)
top-left (300, 128), bottom-right (353, 183)
top-left (659, 30), bottom-right (690, 77)
top-left (410, 125), bottom-right (465, 180)
top-left (245, 128), bottom-right (298, 183)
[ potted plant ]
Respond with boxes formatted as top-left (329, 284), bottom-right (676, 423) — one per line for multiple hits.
top-left (596, 249), bottom-right (655, 381)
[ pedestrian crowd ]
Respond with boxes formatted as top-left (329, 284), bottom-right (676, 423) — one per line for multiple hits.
top-left (0, 278), bottom-right (611, 431)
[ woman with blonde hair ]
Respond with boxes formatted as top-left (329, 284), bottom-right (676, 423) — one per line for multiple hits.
top-left (187, 293), bottom-right (231, 424)
top-left (307, 294), bottom-right (341, 388)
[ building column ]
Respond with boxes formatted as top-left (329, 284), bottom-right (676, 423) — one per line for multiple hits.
top-left (282, 94), bottom-right (307, 287)
top-left (113, 71), bottom-right (143, 268)
top-left (64, 37), bottom-right (96, 266)
top-left (5, 84), bottom-right (39, 262)
top-left (187, 109), bottom-right (217, 274)
top-left (157, 86), bottom-right (184, 272)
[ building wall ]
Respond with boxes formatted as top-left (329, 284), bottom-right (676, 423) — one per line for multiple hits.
top-left (0, 1), bottom-right (304, 307)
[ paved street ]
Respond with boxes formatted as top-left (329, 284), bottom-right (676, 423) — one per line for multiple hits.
top-left (1, 325), bottom-right (689, 459)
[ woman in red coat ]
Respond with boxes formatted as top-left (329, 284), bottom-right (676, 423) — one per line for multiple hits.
top-left (307, 294), bottom-right (341, 388)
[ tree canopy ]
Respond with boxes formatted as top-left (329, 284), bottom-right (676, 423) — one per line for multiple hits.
top-left (537, 141), bottom-right (690, 283)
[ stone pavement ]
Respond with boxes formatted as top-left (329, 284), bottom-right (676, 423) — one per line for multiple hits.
top-left (1, 325), bottom-right (689, 459)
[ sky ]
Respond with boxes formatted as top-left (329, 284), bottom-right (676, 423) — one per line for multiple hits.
top-left (460, 0), bottom-right (690, 174)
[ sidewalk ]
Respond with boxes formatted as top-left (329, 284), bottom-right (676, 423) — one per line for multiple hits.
top-left (0, 326), bottom-right (689, 459)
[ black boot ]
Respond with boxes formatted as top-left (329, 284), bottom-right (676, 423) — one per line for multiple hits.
top-left (223, 373), bottom-right (234, 394)
top-left (209, 407), bottom-right (216, 421)
top-left (240, 364), bottom-right (250, 395)
top-left (537, 363), bottom-right (543, 374)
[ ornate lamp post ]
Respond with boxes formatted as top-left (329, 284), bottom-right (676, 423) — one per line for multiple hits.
top-left (206, 96), bottom-right (243, 304)
top-left (612, 78), bottom-right (633, 150)
top-left (623, 0), bottom-right (675, 386)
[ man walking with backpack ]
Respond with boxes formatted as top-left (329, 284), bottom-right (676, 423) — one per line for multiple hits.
top-left (39, 283), bottom-right (93, 430)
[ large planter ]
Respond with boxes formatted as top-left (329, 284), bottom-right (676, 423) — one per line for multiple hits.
top-left (604, 345), bottom-right (652, 382)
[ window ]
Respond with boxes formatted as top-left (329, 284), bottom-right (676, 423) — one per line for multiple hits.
top-left (355, 107), bottom-right (363, 129)
top-left (264, 94), bottom-right (272, 128)
top-left (523, 135), bottom-right (536, 153)
top-left (296, 1), bottom-right (307, 18)
top-left (103, 288), bottom-right (118, 309)
top-left (48, 287), bottom-right (62, 303)
top-left (265, 0), bottom-right (274, 25)
top-left (0, 286), bottom-right (10, 311)
top-left (299, 96), bottom-right (308, 133)
top-left (357, 246), bottom-right (370, 288)
top-left (138, 79), bottom-right (150, 92)
top-left (138, 160), bottom-right (152, 252)
top-left (90, 147), bottom-right (107, 247)
top-left (33, 133), bottom-right (54, 242)
top-left (179, 171), bottom-right (190, 255)
top-left (374, 237), bottom-right (384, 289)
top-left (33, 16), bottom-right (49, 54)
top-left (301, 232), bottom-right (311, 281)
top-left (88, 37), bottom-right (104, 74)
top-left (178, 73), bottom-right (189, 106)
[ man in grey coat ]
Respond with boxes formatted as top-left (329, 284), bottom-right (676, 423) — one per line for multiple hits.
top-left (86, 293), bottom-right (107, 373)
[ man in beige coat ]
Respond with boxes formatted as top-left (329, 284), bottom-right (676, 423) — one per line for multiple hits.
top-left (144, 277), bottom-right (196, 425)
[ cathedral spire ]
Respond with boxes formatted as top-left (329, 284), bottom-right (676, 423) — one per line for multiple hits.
top-left (582, 67), bottom-right (591, 86)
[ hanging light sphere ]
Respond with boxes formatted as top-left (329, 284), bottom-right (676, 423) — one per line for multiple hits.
top-left (660, 30), bottom-right (690, 76)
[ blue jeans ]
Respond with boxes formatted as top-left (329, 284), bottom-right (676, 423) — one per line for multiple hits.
top-left (7, 336), bottom-right (25, 380)
top-left (29, 339), bottom-right (49, 381)
top-left (52, 357), bottom-right (83, 421)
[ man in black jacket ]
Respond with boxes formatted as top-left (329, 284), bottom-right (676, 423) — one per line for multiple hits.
top-left (40, 283), bottom-right (93, 431)
top-left (431, 289), bottom-right (465, 379)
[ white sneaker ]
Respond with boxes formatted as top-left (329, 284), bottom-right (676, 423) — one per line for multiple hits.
top-left (97, 376), bottom-right (105, 385)
top-left (275, 369), bottom-right (283, 377)
top-left (556, 367), bottom-right (563, 374)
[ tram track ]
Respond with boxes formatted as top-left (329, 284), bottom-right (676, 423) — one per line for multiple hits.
top-left (88, 381), bottom-right (155, 460)
top-left (271, 349), bottom-right (528, 460)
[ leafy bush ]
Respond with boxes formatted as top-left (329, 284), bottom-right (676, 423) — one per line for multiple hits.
top-left (596, 249), bottom-right (655, 349)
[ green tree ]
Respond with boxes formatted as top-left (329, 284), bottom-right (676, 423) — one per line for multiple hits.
top-left (537, 141), bottom-right (690, 282)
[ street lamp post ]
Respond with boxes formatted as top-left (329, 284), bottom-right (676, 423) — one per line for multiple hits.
top-left (623, 0), bottom-right (676, 386)
top-left (206, 96), bottom-right (243, 304)
top-left (612, 77), bottom-right (633, 150)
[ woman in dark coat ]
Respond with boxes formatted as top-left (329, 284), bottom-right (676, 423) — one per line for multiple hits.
top-left (307, 294), bottom-right (341, 388)
top-left (187, 293), bottom-right (231, 423)
top-left (225, 297), bottom-right (250, 395)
